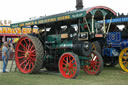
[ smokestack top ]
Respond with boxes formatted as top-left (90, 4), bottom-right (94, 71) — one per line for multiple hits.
top-left (76, 0), bottom-right (84, 10)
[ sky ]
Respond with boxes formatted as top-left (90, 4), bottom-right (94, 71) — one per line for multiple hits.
top-left (0, 0), bottom-right (128, 23)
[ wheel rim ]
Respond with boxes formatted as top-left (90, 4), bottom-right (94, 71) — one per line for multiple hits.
top-left (119, 48), bottom-right (128, 72)
top-left (59, 53), bottom-right (77, 78)
top-left (83, 52), bottom-right (100, 75)
top-left (15, 36), bottom-right (36, 73)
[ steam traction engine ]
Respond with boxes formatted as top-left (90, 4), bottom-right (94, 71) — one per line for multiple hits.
top-left (10, 6), bottom-right (116, 79)
top-left (96, 15), bottom-right (128, 72)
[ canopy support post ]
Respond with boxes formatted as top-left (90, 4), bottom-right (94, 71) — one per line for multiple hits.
top-left (91, 15), bottom-right (94, 33)
top-left (103, 16), bottom-right (106, 34)
top-left (104, 17), bottom-right (112, 38)
top-left (83, 17), bottom-right (91, 34)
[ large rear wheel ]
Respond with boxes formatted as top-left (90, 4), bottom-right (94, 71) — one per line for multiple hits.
top-left (83, 51), bottom-right (103, 75)
top-left (59, 52), bottom-right (80, 79)
top-left (15, 35), bottom-right (44, 74)
top-left (119, 48), bottom-right (128, 72)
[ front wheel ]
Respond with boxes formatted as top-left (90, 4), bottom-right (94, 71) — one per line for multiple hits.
top-left (83, 51), bottom-right (103, 75)
top-left (119, 48), bottom-right (128, 72)
top-left (59, 52), bottom-right (80, 79)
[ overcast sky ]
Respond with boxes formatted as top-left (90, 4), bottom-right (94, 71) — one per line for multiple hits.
top-left (0, 0), bottom-right (127, 23)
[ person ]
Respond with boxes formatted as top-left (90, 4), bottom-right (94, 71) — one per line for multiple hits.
top-left (8, 40), bottom-right (14, 53)
top-left (2, 42), bottom-right (9, 73)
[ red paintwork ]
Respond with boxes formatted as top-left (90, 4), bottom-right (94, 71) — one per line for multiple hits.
top-left (15, 36), bottom-right (36, 73)
top-left (59, 53), bottom-right (77, 79)
top-left (83, 52), bottom-right (101, 75)
top-left (86, 6), bottom-right (117, 16)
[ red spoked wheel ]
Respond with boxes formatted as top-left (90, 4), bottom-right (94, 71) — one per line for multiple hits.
top-left (83, 51), bottom-right (103, 75)
top-left (59, 52), bottom-right (80, 79)
top-left (15, 35), bottom-right (44, 74)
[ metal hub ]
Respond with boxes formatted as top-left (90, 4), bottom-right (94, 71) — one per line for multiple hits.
top-left (25, 51), bottom-right (29, 58)
top-left (66, 64), bottom-right (69, 68)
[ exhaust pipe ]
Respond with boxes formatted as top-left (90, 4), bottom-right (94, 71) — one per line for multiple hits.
top-left (76, 0), bottom-right (84, 10)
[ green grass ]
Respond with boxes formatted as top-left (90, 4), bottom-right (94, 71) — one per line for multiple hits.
top-left (0, 65), bottom-right (128, 85)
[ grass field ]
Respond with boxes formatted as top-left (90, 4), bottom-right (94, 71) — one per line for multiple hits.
top-left (0, 61), bottom-right (128, 85)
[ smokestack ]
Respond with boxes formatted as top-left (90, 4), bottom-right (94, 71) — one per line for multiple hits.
top-left (76, 0), bottom-right (84, 10)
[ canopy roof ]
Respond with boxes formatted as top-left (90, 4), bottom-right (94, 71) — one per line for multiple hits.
top-left (98, 17), bottom-right (128, 25)
top-left (11, 6), bottom-right (116, 28)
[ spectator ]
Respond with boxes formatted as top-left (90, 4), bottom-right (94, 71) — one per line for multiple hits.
top-left (8, 40), bottom-right (14, 52)
top-left (2, 42), bottom-right (9, 73)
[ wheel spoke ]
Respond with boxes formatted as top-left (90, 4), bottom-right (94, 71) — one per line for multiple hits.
top-left (125, 53), bottom-right (128, 56)
top-left (31, 50), bottom-right (35, 53)
top-left (66, 57), bottom-right (68, 64)
top-left (28, 59), bottom-right (34, 68)
top-left (24, 39), bottom-right (28, 48)
top-left (24, 62), bottom-right (29, 70)
top-left (63, 57), bottom-right (67, 63)
top-left (95, 61), bottom-right (100, 64)
top-left (125, 63), bottom-right (128, 67)
top-left (88, 64), bottom-right (93, 69)
top-left (122, 56), bottom-right (127, 60)
top-left (67, 69), bottom-right (70, 75)
top-left (69, 56), bottom-right (71, 62)
top-left (18, 56), bottom-right (25, 59)
top-left (28, 62), bottom-right (31, 70)
top-left (72, 62), bottom-right (77, 66)
top-left (30, 45), bottom-right (34, 51)
top-left (62, 63), bottom-right (66, 66)
top-left (70, 59), bottom-right (74, 63)
top-left (30, 57), bottom-right (36, 62)
top-left (30, 54), bottom-right (36, 57)
top-left (95, 64), bottom-right (100, 69)
top-left (18, 49), bottom-right (25, 53)
top-left (27, 40), bottom-right (31, 50)
top-left (93, 66), bottom-right (97, 71)
top-left (71, 68), bottom-right (75, 73)
top-left (20, 58), bottom-right (29, 66)
top-left (69, 69), bottom-right (72, 75)
top-left (122, 61), bottom-right (127, 64)
top-left (20, 43), bottom-right (27, 50)
top-left (72, 66), bottom-right (77, 72)
top-left (71, 60), bottom-right (75, 63)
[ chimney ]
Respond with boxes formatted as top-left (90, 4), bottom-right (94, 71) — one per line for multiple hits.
top-left (76, 0), bottom-right (84, 10)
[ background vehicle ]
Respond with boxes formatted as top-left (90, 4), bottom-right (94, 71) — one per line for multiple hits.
top-left (94, 16), bottom-right (128, 72)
